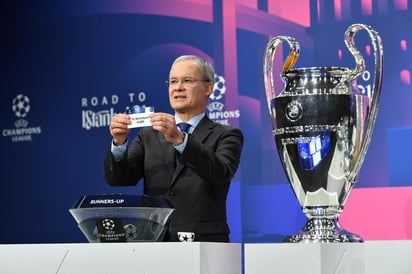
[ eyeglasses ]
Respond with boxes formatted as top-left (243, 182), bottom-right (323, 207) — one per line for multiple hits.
top-left (166, 78), bottom-right (210, 87)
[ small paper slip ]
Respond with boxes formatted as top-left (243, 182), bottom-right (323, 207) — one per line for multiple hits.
top-left (127, 106), bottom-right (154, 128)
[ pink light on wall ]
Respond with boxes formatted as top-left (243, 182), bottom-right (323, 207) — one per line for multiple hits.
top-left (400, 40), bottom-right (407, 51)
top-left (180, 0), bottom-right (210, 3)
top-left (235, 0), bottom-right (257, 9)
top-left (400, 70), bottom-right (411, 85)
top-left (341, 186), bottom-right (412, 240)
top-left (361, 0), bottom-right (372, 15)
top-left (334, 0), bottom-right (342, 21)
top-left (338, 49), bottom-right (343, 59)
top-left (268, 0), bottom-right (310, 27)
top-left (394, 0), bottom-right (408, 10)
top-left (365, 45), bottom-right (371, 56)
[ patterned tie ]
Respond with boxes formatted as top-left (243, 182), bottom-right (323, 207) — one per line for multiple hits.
top-left (175, 123), bottom-right (191, 167)
top-left (177, 123), bottom-right (191, 134)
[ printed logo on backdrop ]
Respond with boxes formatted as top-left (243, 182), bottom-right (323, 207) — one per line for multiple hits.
top-left (81, 92), bottom-right (147, 130)
top-left (207, 74), bottom-right (240, 125)
top-left (2, 94), bottom-right (42, 142)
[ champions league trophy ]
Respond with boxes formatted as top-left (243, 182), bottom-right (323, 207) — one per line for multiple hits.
top-left (264, 24), bottom-right (383, 243)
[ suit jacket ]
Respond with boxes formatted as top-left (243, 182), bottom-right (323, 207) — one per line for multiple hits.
top-left (104, 115), bottom-right (243, 242)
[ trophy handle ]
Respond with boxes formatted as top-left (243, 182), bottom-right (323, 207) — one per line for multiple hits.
top-left (344, 24), bottom-right (384, 181)
top-left (263, 36), bottom-right (300, 116)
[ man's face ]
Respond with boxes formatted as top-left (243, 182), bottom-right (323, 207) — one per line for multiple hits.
top-left (168, 59), bottom-right (212, 116)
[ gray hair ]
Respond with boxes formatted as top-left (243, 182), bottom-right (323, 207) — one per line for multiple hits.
top-left (172, 55), bottom-right (215, 84)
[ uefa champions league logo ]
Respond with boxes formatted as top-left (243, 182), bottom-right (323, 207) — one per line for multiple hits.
top-left (207, 74), bottom-right (240, 125)
top-left (12, 94), bottom-right (31, 118)
top-left (210, 75), bottom-right (226, 100)
top-left (2, 94), bottom-right (42, 142)
top-left (94, 218), bottom-right (128, 242)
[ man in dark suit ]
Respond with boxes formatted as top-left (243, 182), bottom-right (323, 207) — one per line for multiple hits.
top-left (104, 55), bottom-right (243, 242)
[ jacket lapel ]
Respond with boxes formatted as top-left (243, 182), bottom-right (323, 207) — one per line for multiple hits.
top-left (170, 116), bottom-right (215, 184)
top-left (191, 115), bottom-right (214, 142)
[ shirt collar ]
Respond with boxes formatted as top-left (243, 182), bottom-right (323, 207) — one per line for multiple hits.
top-left (175, 112), bottom-right (205, 130)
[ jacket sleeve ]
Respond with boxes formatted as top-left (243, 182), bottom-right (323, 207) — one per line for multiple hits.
top-left (179, 126), bottom-right (243, 184)
top-left (103, 131), bottom-right (146, 186)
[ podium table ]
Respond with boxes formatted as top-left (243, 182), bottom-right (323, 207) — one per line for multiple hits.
top-left (0, 242), bottom-right (241, 274)
top-left (244, 240), bottom-right (412, 274)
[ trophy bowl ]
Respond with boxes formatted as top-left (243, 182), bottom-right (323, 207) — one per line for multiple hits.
top-left (264, 24), bottom-right (383, 243)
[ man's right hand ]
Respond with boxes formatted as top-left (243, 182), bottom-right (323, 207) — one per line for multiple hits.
top-left (109, 114), bottom-right (131, 145)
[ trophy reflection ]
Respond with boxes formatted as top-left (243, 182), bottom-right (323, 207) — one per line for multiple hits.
top-left (264, 24), bottom-right (383, 243)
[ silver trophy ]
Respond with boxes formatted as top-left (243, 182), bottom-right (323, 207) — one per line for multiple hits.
top-left (264, 24), bottom-right (383, 243)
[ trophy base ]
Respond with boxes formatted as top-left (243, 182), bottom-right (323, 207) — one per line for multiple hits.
top-left (284, 218), bottom-right (364, 243)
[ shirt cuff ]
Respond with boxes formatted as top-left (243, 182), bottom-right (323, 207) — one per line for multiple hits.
top-left (111, 140), bottom-right (128, 161)
top-left (174, 132), bottom-right (188, 153)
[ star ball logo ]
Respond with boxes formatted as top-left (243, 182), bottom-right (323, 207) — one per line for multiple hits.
top-left (207, 74), bottom-right (240, 125)
top-left (2, 94), bottom-right (42, 142)
top-left (101, 219), bottom-right (139, 241)
top-left (13, 94), bottom-right (31, 118)
top-left (102, 218), bottom-right (116, 230)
